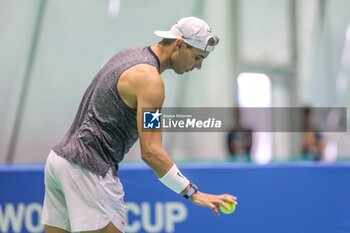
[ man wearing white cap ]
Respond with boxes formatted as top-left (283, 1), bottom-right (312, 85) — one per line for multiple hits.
top-left (42, 16), bottom-right (237, 233)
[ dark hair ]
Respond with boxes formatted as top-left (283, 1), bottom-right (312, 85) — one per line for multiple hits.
top-left (159, 38), bottom-right (176, 46)
top-left (159, 38), bottom-right (193, 49)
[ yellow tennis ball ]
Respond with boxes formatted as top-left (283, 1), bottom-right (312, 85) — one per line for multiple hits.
top-left (219, 202), bottom-right (236, 215)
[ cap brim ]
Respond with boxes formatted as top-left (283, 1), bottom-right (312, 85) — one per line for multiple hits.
top-left (154, 30), bottom-right (179, 39)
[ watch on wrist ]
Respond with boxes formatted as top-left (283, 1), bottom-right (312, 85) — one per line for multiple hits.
top-left (183, 183), bottom-right (199, 199)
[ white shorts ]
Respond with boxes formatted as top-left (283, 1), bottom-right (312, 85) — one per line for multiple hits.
top-left (41, 150), bottom-right (126, 232)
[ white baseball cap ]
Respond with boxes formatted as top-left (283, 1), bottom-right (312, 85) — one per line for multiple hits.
top-left (154, 17), bottom-right (219, 52)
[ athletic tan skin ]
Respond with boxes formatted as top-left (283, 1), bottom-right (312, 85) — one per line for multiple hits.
top-left (121, 40), bottom-right (237, 213)
top-left (45, 39), bottom-right (238, 233)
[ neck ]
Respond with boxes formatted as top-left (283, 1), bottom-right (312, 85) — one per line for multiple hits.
top-left (150, 43), bottom-right (174, 74)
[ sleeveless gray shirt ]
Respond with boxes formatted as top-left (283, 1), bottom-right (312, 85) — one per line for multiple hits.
top-left (53, 47), bottom-right (160, 177)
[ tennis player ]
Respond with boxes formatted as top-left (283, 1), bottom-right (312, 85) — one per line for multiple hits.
top-left (42, 16), bottom-right (238, 233)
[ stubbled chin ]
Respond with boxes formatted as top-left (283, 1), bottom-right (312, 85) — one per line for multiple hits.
top-left (175, 70), bottom-right (185, 75)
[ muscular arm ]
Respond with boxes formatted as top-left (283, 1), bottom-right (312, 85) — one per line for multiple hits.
top-left (134, 66), bottom-right (173, 177)
top-left (123, 64), bottom-right (237, 215)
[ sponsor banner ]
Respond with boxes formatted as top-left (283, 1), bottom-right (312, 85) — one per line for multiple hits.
top-left (142, 107), bottom-right (347, 132)
top-left (1, 163), bottom-right (350, 233)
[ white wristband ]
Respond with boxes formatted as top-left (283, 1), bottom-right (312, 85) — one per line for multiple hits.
top-left (159, 164), bottom-right (190, 194)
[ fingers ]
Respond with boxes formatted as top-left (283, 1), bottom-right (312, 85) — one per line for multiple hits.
top-left (230, 196), bottom-right (238, 205)
top-left (211, 195), bottom-right (237, 215)
top-left (191, 191), bottom-right (238, 216)
top-left (220, 201), bottom-right (231, 211)
top-left (210, 203), bottom-right (220, 216)
top-left (220, 194), bottom-right (238, 205)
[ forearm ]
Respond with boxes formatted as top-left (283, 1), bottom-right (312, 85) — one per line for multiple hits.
top-left (141, 144), bottom-right (193, 195)
top-left (141, 145), bottom-right (174, 178)
top-left (140, 139), bottom-right (237, 216)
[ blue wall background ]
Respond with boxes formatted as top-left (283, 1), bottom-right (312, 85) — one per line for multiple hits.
top-left (1, 163), bottom-right (350, 233)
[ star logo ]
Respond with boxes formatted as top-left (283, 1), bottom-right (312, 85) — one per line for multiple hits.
top-left (150, 109), bottom-right (162, 123)
top-left (143, 109), bottom-right (162, 129)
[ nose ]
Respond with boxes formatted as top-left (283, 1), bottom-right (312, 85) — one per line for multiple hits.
top-left (195, 60), bottom-right (203, 70)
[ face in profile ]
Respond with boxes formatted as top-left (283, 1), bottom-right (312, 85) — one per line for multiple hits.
top-left (171, 41), bottom-right (209, 74)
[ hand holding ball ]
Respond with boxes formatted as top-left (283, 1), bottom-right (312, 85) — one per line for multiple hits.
top-left (219, 201), bottom-right (236, 214)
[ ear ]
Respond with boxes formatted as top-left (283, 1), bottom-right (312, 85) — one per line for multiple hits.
top-left (175, 39), bottom-right (185, 50)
